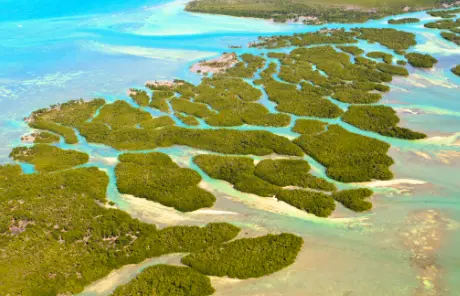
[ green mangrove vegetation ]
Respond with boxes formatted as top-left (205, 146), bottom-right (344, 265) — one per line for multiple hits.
top-left (129, 89), bottom-right (150, 106)
top-left (353, 28), bottom-right (416, 51)
top-left (175, 112), bottom-right (200, 126)
top-left (111, 265), bottom-right (215, 296)
top-left (427, 8), bottom-right (460, 18)
top-left (194, 155), bottom-right (341, 216)
top-left (276, 189), bottom-right (336, 217)
top-left (388, 17), bottom-right (420, 24)
top-left (254, 159), bottom-right (336, 191)
top-left (366, 51), bottom-right (393, 64)
top-left (332, 188), bottom-right (373, 212)
top-left (194, 154), bottom-right (336, 195)
top-left (342, 105), bottom-right (427, 139)
top-left (337, 45), bottom-right (364, 56)
top-left (292, 119), bottom-right (328, 135)
top-left (452, 64), bottom-right (460, 76)
top-left (294, 125), bottom-right (394, 182)
top-left (26, 132), bottom-right (60, 144)
top-left (116, 152), bottom-right (216, 212)
top-left (9, 144), bottom-right (89, 172)
top-left (185, 0), bottom-right (444, 24)
top-left (405, 52), bottom-right (438, 68)
top-left (182, 233), bottom-right (303, 279)
top-left (0, 165), bottom-right (240, 295)
top-left (440, 31), bottom-right (460, 45)
top-left (194, 154), bottom-right (279, 197)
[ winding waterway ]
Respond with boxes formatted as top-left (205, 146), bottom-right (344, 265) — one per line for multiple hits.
top-left (0, 1), bottom-right (459, 295)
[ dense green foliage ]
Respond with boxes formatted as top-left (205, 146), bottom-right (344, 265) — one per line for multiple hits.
top-left (182, 233), bottom-right (303, 279)
top-left (194, 154), bottom-right (279, 197)
top-left (427, 8), bottom-right (460, 18)
top-left (27, 98), bottom-right (105, 144)
top-left (353, 28), bottom-right (416, 51)
top-left (116, 152), bottom-right (215, 212)
top-left (292, 119), bottom-right (327, 135)
top-left (111, 265), bottom-right (215, 296)
top-left (424, 18), bottom-right (460, 30)
top-left (9, 144), bottom-right (88, 172)
top-left (0, 166), bottom-right (240, 295)
top-left (185, 0), bottom-right (443, 24)
top-left (294, 125), bottom-right (393, 182)
top-left (405, 52), bottom-right (438, 68)
top-left (252, 30), bottom-right (357, 48)
top-left (376, 63), bottom-right (409, 76)
top-left (129, 89), bottom-right (150, 106)
top-left (175, 112), bottom-right (200, 126)
top-left (254, 159), bottom-right (336, 191)
top-left (194, 155), bottom-right (337, 211)
top-left (332, 188), bottom-right (373, 212)
top-left (30, 132), bottom-right (60, 143)
top-left (452, 64), bottom-right (460, 76)
top-left (440, 31), bottom-right (460, 45)
top-left (366, 51), bottom-right (393, 64)
top-left (276, 189), bottom-right (336, 217)
top-left (337, 45), bottom-right (364, 56)
top-left (342, 105), bottom-right (427, 139)
top-left (29, 119), bottom-right (78, 144)
top-left (388, 17), bottom-right (420, 24)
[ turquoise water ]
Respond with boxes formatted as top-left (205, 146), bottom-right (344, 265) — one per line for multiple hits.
top-left (1, 1), bottom-right (459, 295)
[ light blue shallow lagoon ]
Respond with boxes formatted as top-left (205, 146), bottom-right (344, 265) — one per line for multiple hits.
top-left (1, 1), bottom-right (459, 295)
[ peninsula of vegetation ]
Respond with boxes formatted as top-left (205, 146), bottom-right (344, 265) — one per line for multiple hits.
top-left (185, 0), bottom-right (453, 23)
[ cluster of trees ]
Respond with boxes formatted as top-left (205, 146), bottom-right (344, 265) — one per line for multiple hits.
top-left (116, 152), bottom-right (216, 212)
top-left (292, 119), bottom-right (327, 135)
top-left (252, 29), bottom-right (357, 49)
top-left (353, 28), bottom-right (416, 52)
top-left (27, 98), bottom-right (105, 144)
top-left (427, 8), bottom-right (460, 18)
top-left (388, 17), bottom-right (420, 24)
top-left (220, 54), bottom-right (265, 78)
top-left (262, 78), bottom-right (343, 117)
top-left (424, 18), bottom-right (459, 30)
top-left (337, 45), bottom-right (364, 56)
top-left (111, 265), bottom-right (215, 296)
top-left (194, 155), bottom-right (341, 216)
top-left (92, 100), bottom-right (152, 130)
top-left (181, 233), bottom-right (303, 279)
top-left (129, 89), bottom-right (150, 106)
top-left (150, 90), bottom-right (175, 112)
top-left (30, 131), bottom-right (60, 144)
top-left (263, 45), bottom-right (398, 106)
top-left (276, 189), bottom-right (336, 217)
top-left (332, 188), bottom-right (373, 212)
top-left (186, 0), bottom-right (439, 24)
top-left (342, 105), bottom-right (427, 139)
top-left (294, 125), bottom-right (394, 182)
top-left (0, 166), bottom-right (241, 295)
top-left (29, 119), bottom-right (78, 144)
top-left (193, 154), bottom-right (279, 197)
top-left (366, 51), bottom-right (393, 64)
top-left (405, 53), bottom-right (438, 68)
top-left (376, 63), bottom-right (409, 76)
top-left (175, 112), bottom-right (200, 126)
top-left (254, 159), bottom-right (336, 191)
top-left (9, 144), bottom-right (88, 172)
top-left (452, 64), bottom-right (460, 76)
top-left (424, 18), bottom-right (460, 45)
top-left (440, 31), bottom-right (460, 45)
